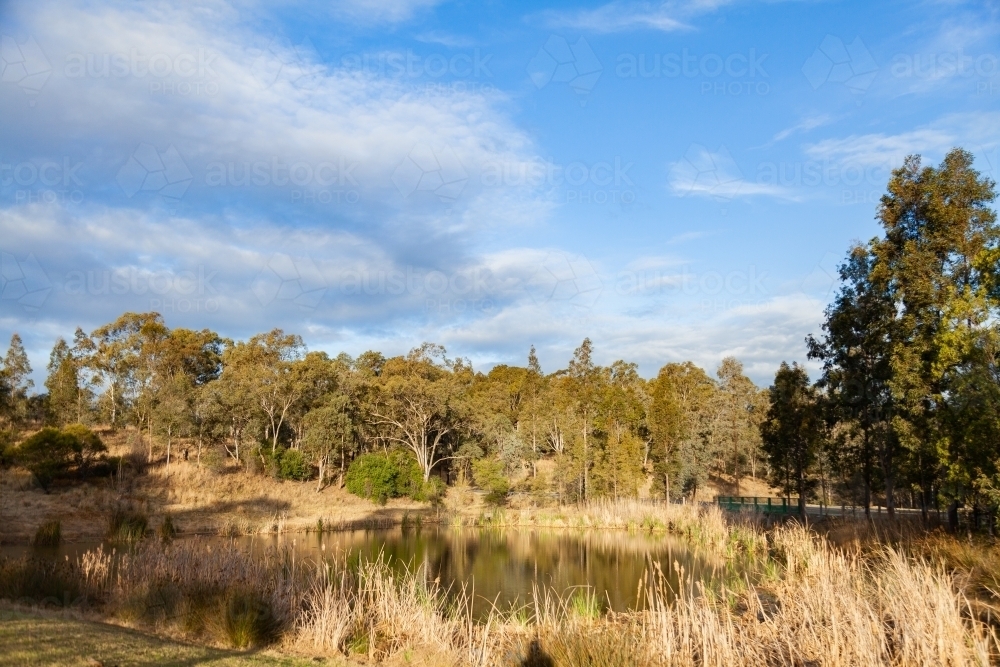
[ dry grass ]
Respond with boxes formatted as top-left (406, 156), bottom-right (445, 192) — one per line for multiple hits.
top-left (0, 429), bottom-right (431, 544)
top-left (6, 501), bottom-right (981, 665)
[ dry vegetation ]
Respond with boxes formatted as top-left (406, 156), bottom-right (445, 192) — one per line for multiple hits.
top-left (3, 500), bottom-right (999, 666)
top-left (0, 428), bottom-right (433, 544)
top-left (1, 427), bottom-right (778, 545)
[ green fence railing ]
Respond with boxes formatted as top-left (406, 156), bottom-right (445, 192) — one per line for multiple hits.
top-left (715, 496), bottom-right (801, 515)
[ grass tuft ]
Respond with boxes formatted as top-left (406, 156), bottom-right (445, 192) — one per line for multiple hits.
top-left (107, 507), bottom-right (148, 543)
top-left (220, 588), bottom-right (277, 649)
top-left (33, 520), bottom-right (61, 548)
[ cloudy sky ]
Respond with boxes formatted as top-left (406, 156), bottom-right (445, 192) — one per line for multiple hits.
top-left (1, 0), bottom-right (998, 385)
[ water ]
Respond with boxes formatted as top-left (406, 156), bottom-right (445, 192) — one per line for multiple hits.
top-left (3, 526), bottom-right (719, 618)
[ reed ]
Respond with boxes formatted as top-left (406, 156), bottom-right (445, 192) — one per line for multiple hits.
top-left (2, 500), bottom-right (997, 665)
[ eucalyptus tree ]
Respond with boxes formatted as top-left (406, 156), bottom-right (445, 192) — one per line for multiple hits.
top-left (593, 360), bottom-right (647, 499)
top-left (808, 244), bottom-right (896, 516)
top-left (711, 357), bottom-right (766, 495)
top-left (1, 333), bottom-right (32, 428)
top-left (45, 338), bottom-right (81, 426)
top-left (86, 312), bottom-right (168, 429)
top-left (871, 148), bottom-right (999, 517)
top-left (649, 361), bottom-right (715, 500)
top-left (368, 344), bottom-right (469, 482)
top-left (761, 362), bottom-right (823, 519)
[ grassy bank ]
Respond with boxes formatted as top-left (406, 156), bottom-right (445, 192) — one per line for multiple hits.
top-left (0, 607), bottom-right (325, 666)
top-left (2, 501), bottom-right (998, 665)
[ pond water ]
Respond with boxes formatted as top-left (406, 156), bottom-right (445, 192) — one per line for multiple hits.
top-left (3, 526), bottom-right (721, 618)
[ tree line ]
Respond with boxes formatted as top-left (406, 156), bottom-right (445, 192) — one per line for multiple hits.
top-left (0, 318), bottom-right (767, 503)
top-left (0, 148), bottom-right (997, 522)
top-left (764, 148), bottom-right (1000, 522)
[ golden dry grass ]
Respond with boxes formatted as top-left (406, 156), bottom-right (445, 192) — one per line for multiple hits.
top-left (19, 501), bottom-right (988, 666)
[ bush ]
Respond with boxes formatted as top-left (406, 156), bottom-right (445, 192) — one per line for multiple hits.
top-left (345, 450), bottom-right (443, 504)
top-left (345, 453), bottom-right (399, 505)
top-left (33, 520), bottom-right (61, 547)
top-left (13, 426), bottom-right (111, 489)
top-left (14, 427), bottom-right (77, 491)
top-left (473, 458), bottom-right (510, 507)
top-left (277, 448), bottom-right (310, 481)
top-left (62, 423), bottom-right (107, 472)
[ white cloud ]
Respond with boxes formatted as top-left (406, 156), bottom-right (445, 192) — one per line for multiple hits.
top-left (803, 112), bottom-right (1000, 168)
top-left (2, 1), bottom-right (547, 237)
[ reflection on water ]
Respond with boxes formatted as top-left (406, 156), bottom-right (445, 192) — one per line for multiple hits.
top-left (3, 526), bottom-right (720, 618)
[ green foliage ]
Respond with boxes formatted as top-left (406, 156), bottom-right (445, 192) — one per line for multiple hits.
top-left (13, 425), bottom-right (110, 490)
top-left (345, 452), bottom-right (401, 505)
top-left (33, 520), bottom-right (61, 548)
top-left (472, 457), bottom-right (510, 506)
top-left (344, 454), bottom-right (399, 505)
top-left (259, 446), bottom-right (313, 481)
top-left (761, 363), bottom-right (823, 517)
top-left (14, 427), bottom-right (77, 491)
top-left (344, 449), bottom-right (438, 504)
top-left (277, 448), bottom-right (310, 481)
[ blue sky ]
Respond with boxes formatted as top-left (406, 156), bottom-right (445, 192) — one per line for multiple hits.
top-left (1, 0), bottom-right (998, 385)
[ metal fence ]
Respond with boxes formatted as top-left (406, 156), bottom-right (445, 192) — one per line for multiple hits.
top-left (715, 496), bottom-right (802, 515)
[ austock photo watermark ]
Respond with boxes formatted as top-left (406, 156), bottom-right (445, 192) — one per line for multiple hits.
top-left (889, 50), bottom-right (999, 95)
top-left (63, 266), bottom-right (221, 313)
top-left (339, 266), bottom-right (499, 315)
top-left (391, 146), bottom-right (636, 205)
top-left (0, 34), bottom-right (52, 104)
top-left (616, 48), bottom-right (770, 97)
top-left (64, 47), bottom-right (220, 97)
top-left (479, 156), bottom-right (636, 205)
top-left (1, 157), bottom-right (86, 205)
top-left (204, 156), bottom-right (361, 205)
top-left (114, 143), bottom-right (362, 206)
top-left (340, 48), bottom-right (495, 94)
top-left (615, 265), bottom-right (771, 313)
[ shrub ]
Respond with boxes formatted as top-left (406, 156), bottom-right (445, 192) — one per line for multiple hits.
top-left (14, 427), bottom-right (77, 491)
top-left (220, 588), bottom-right (277, 649)
top-left (345, 450), bottom-right (441, 504)
top-left (33, 520), bottom-right (61, 547)
top-left (277, 448), bottom-right (311, 481)
top-left (345, 453), bottom-right (399, 505)
top-left (107, 507), bottom-right (148, 543)
top-left (472, 458), bottom-right (510, 507)
top-left (61, 423), bottom-right (107, 472)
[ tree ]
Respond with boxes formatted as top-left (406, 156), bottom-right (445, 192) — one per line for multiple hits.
top-left (249, 330), bottom-right (306, 453)
top-left (710, 357), bottom-right (766, 495)
top-left (302, 394), bottom-right (355, 491)
top-left (808, 244), bottom-right (896, 516)
top-left (649, 362), bottom-right (715, 500)
top-left (154, 373), bottom-right (194, 469)
top-left (593, 360), bottom-right (646, 499)
top-left (368, 345), bottom-right (467, 483)
top-left (566, 338), bottom-right (602, 501)
top-left (14, 427), bottom-right (76, 491)
top-left (86, 312), bottom-right (168, 429)
top-left (45, 338), bottom-right (82, 426)
top-left (2, 333), bottom-right (33, 428)
top-left (760, 362), bottom-right (823, 519)
top-left (871, 148), bottom-right (998, 519)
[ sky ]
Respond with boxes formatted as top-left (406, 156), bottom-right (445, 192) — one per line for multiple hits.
top-left (1, 0), bottom-right (998, 386)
